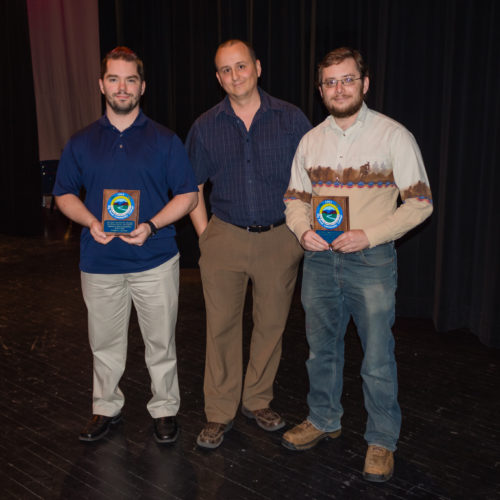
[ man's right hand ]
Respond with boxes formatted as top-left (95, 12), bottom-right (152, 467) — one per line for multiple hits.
top-left (300, 229), bottom-right (329, 252)
top-left (89, 220), bottom-right (115, 245)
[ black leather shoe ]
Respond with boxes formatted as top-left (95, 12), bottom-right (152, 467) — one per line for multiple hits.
top-left (79, 413), bottom-right (122, 442)
top-left (153, 416), bottom-right (179, 443)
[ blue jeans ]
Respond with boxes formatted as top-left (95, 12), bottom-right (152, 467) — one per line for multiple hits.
top-left (302, 242), bottom-right (400, 451)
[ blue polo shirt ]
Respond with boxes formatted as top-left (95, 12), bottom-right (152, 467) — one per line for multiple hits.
top-left (186, 88), bottom-right (311, 227)
top-left (54, 111), bottom-right (198, 274)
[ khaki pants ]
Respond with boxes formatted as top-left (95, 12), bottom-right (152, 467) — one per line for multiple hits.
top-left (199, 216), bottom-right (303, 423)
top-left (81, 254), bottom-right (180, 418)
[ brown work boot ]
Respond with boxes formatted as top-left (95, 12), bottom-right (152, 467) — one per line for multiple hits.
top-left (196, 421), bottom-right (233, 449)
top-left (281, 419), bottom-right (341, 450)
top-left (241, 406), bottom-right (285, 431)
top-left (363, 445), bottom-right (394, 482)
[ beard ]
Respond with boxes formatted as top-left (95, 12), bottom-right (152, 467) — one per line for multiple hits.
top-left (106, 93), bottom-right (140, 115)
top-left (324, 87), bottom-right (365, 119)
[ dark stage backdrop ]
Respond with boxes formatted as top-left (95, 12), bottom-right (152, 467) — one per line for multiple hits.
top-left (2, 0), bottom-right (499, 347)
top-left (0, 0), bottom-right (41, 236)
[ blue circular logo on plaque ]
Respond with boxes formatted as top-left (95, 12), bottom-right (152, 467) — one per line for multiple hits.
top-left (315, 199), bottom-right (343, 229)
top-left (107, 192), bottom-right (135, 220)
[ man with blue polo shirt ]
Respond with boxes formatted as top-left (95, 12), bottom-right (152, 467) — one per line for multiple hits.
top-left (186, 39), bottom-right (311, 448)
top-left (54, 47), bottom-right (198, 443)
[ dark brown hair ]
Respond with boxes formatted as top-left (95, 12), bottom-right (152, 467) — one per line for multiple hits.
top-left (101, 46), bottom-right (145, 81)
top-left (317, 47), bottom-right (368, 85)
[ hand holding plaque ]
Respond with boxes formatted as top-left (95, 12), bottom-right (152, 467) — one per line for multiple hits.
top-left (102, 189), bottom-right (140, 235)
top-left (312, 196), bottom-right (350, 244)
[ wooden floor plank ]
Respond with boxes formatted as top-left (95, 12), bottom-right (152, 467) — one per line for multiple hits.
top-left (0, 212), bottom-right (499, 499)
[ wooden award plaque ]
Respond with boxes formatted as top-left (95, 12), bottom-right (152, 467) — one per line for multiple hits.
top-left (102, 189), bottom-right (140, 235)
top-left (312, 196), bottom-right (349, 244)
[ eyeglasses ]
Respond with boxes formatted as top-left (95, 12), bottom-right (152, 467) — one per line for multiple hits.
top-left (320, 76), bottom-right (362, 88)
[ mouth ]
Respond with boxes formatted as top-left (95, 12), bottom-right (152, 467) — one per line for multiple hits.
top-left (332, 96), bottom-right (350, 104)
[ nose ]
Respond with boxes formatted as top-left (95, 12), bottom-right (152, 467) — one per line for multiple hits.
top-left (334, 80), bottom-right (344, 93)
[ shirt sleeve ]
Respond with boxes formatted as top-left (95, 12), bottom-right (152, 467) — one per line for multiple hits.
top-left (166, 134), bottom-right (199, 195)
top-left (284, 135), bottom-right (315, 241)
top-left (292, 109), bottom-right (313, 147)
top-left (52, 138), bottom-right (82, 196)
top-left (364, 127), bottom-right (433, 247)
top-left (185, 120), bottom-right (211, 185)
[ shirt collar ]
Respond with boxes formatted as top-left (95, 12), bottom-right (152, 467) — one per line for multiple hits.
top-left (99, 109), bottom-right (148, 131)
top-left (215, 87), bottom-right (279, 118)
top-left (325, 101), bottom-right (369, 134)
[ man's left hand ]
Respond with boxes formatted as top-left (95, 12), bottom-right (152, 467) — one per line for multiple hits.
top-left (330, 229), bottom-right (370, 253)
top-left (119, 223), bottom-right (151, 246)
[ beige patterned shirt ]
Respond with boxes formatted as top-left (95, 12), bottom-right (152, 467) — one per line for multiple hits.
top-left (284, 103), bottom-right (433, 247)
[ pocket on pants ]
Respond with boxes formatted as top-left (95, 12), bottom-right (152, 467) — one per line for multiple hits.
top-left (198, 223), bottom-right (210, 247)
top-left (358, 242), bottom-right (395, 267)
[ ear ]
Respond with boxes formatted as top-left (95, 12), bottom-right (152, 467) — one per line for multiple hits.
top-left (255, 59), bottom-right (262, 78)
top-left (99, 79), bottom-right (105, 95)
top-left (141, 80), bottom-right (146, 96)
top-left (363, 76), bottom-right (370, 96)
top-left (318, 85), bottom-right (324, 99)
top-left (216, 71), bottom-right (222, 87)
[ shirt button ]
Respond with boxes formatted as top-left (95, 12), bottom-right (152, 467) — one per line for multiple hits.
top-left (119, 144), bottom-right (123, 149)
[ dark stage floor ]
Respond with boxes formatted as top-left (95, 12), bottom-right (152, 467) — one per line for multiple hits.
top-left (1, 210), bottom-right (499, 499)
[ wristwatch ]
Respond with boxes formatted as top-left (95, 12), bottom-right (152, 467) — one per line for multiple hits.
top-left (145, 220), bottom-right (158, 238)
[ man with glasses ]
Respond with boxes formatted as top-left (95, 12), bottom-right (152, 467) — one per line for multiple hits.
top-left (186, 39), bottom-right (311, 449)
top-left (283, 47), bottom-right (432, 482)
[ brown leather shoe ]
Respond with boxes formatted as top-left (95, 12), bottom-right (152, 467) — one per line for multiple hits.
top-left (241, 406), bottom-right (285, 431)
top-left (281, 419), bottom-right (341, 450)
top-left (196, 421), bottom-right (233, 449)
top-left (363, 445), bottom-right (394, 482)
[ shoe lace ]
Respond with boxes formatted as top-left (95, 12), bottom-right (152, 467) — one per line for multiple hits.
top-left (254, 408), bottom-right (278, 420)
top-left (203, 422), bottom-right (224, 437)
top-left (366, 446), bottom-right (389, 466)
top-left (370, 446), bottom-right (387, 456)
top-left (297, 420), bottom-right (314, 430)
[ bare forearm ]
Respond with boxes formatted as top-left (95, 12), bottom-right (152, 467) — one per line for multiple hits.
top-left (56, 193), bottom-right (115, 244)
top-left (55, 194), bottom-right (97, 228)
top-left (150, 191), bottom-right (198, 230)
top-left (189, 184), bottom-right (208, 236)
top-left (118, 191), bottom-right (198, 247)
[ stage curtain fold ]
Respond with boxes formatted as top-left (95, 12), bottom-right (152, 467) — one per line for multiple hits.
top-left (27, 0), bottom-right (102, 161)
top-left (96, 0), bottom-right (499, 347)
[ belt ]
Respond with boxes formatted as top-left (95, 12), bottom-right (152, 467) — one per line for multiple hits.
top-left (234, 219), bottom-right (286, 233)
